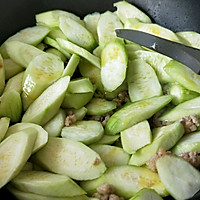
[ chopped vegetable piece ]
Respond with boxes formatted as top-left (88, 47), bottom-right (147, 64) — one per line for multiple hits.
top-left (101, 38), bottom-right (128, 92)
top-left (105, 95), bottom-right (172, 135)
top-left (22, 76), bottom-right (70, 126)
top-left (33, 137), bottom-right (106, 180)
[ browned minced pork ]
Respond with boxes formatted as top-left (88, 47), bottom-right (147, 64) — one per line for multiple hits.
top-left (97, 183), bottom-right (115, 195)
top-left (65, 110), bottom-right (77, 126)
top-left (112, 91), bottom-right (130, 109)
top-left (150, 111), bottom-right (174, 128)
top-left (89, 115), bottom-right (102, 121)
top-left (93, 184), bottom-right (124, 200)
top-left (179, 115), bottom-right (200, 134)
top-left (146, 148), bottom-right (172, 172)
top-left (109, 194), bottom-right (125, 200)
top-left (179, 151), bottom-right (200, 168)
top-left (147, 148), bottom-right (200, 172)
top-left (101, 113), bottom-right (111, 127)
top-left (88, 112), bottom-right (112, 127)
top-left (93, 193), bottom-right (109, 200)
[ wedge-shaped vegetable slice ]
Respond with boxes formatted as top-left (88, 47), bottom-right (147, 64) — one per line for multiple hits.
top-left (62, 92), bottom-right (94, 109)
top-left (94, 134), bottom-right (120, 145)
top-left (5, 41), bottom-right (44, 68)
top-left (22, 76), bottom-right (70, 126)
top-left (164, 82), bottom-right (199, 105)
top-left (62, 54), bottom-right (80, 77)
top-left (4, 71), bottom-right (24, 94)
top-left (22, 53), bottom-right (64, 110)
top-left (121, 120), bottom-right (152, 154)
top-left (85, 98), bottom-right (117, 115)
top-left (81, 165), bottom-right (168, 198)
top-left (33, 137), bottom-right (106, 180)
top-left (125, 42), bottom-right (143, 53)
top-left (164, 60), bottom-right (200, 93)
top-left (61, 77), bottom-right (94, 109)
top-left (7, 185), bottom-right (89, 200)
top-left (0, 128), bottom-right (37, 188)
top-left (44, 37), bottom-right (71, 59)
top-left (78, 59), bottom-right (104, 93)
top-left (0, 89), bottom-right (22, 122)
top-left (177, 31), bottom-right (200, 49)
top-left (114, 1), bottom-right (151, 23)
top-left (0, 117), bottom-right (10, 142)
top-left (172, 131), bottom-right (200, 155)
top-left (124, 18), bottom-right (141, 29)
top-left (156, 155), bottom-right (200, 200)
top-left (158, 96), bottom-right (200, 122)
top-left (105, 95), bottom-right (172, 135)
top-left (59, 17), bottom-right (97, 51)
top-left (43, 109), bottom-right (66, 137)
top-left (46, 48), bottom-right (67, 62)
top-left (129, 50), bottom-right (172, 83)
top-left (123, 19), bottom-right (152, 45)
top-left (128, 59), bottom-right (162, 102)
top-left (93, 46), bottom-right (102, 57)
top-left (101, 38), bottom-right (128, 92)
top-left (80, 173), bottom-right (106, 195)
top-left (67, 77), bottom-right (94, 93)
top-left (4, 58), bottom-right (24, 80)
top-left (129, 122), bottom-right (184, 166)
top-left (11, 170), bottom-right (86, 197)
top-left (0, 54), bottom-right (5, 96)
top-left (97, 11), bottom-right (123, 47)
top-left (57, 38), bottom-right (100, 68)
top-left (5, 122), bottom-right (48, 153)
top-left (36, 10), bottom-right (83, 27)
top-left (0, 26), bottom-right (50, 58)
top-left (90, 144), bottom-right (130, 167)
top-left (84, 12), bottom-right (100, 43)
top-left (127, 21), bottom-right (181, 43)
top-left (48, 28), bottom-right (68, 40)
top-left (129, 188), bottom-right (163, 200)
top-left (3, 26), bottom-right (50, 46)
top-left (61, 120), bottom-right (104, 145)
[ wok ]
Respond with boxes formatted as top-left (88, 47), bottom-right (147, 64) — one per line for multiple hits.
top-left (0, 0), bottom-right (200, 199)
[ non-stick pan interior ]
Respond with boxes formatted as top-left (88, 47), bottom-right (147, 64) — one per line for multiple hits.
top-left (1, 0), bottom-right (200, 45)
top-left (1, 0), bottom-right (200, 199)
top-left (131, 0), bottom-right (200, 33)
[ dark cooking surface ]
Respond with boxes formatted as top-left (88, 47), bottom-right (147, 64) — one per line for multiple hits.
top-left (1, 0), bottom-right (200, 44)
top-left (1, 0), bottom-right (200, 199)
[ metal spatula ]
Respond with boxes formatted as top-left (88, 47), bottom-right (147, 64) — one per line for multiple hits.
top-left (116, 29), bottom-right (200, 74)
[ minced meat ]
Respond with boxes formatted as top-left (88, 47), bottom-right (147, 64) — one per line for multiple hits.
top-left (147, 148), bottom-right (200, 172)
top-left (150, 111), bottom-right (173, 128)
top-left (93, 183), bottom-right (124, 200)
top-left (65, 110), bottom-right (77, 126)
top-left (179, 115), bottom-right (200, 133)
top-left (88, 112), bottom-right (112, 127)
top-left (109, 194), bottom-right (124, 200)
top-left (146, 148), bottom-right (172, 172)
top-left (101, 114), bottom-right (111, 127)
top-left (179, 151), bottom-right (200, 168)
top-left (97, 183), bottom-right (115, 195)
top-left (112, 91), bottom-right (130, 109)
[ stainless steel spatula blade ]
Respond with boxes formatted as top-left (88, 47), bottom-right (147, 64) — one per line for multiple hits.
top-left (116, 29), bottom-right (200, 74)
